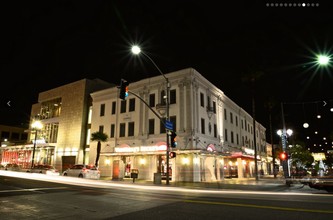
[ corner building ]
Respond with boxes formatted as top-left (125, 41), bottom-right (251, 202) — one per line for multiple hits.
top-left (90, 68), bottom-right (266, 182)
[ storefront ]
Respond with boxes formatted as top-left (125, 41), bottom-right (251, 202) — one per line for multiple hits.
top-left (0, 144), bottom-right (55, 169)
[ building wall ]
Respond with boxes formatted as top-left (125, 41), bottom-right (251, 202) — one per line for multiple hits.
top-left (29, 78), bottom-right (112, 171)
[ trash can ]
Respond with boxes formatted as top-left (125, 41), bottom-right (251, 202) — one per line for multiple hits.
top-left (154, 172), bottom-right (161, 184)
top-left (131, 169), bottom-right (139, 182)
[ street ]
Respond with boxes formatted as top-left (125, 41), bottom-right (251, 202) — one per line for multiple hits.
top-left (1, 171), bottom-right (333, 219)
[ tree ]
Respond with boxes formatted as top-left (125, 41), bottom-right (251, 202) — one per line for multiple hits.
top-left (91, 131), bottom-right (108, 167)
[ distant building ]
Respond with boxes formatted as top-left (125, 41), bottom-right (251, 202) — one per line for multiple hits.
top-left (0, 79), bottom-right (113, 171)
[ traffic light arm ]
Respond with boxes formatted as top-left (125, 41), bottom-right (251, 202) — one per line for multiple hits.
top-left (128, 90), bottom-right (165, 126)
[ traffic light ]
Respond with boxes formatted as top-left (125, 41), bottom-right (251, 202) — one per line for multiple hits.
top-left (170, 131), bottom-right (177, 148)
top-left (119, 79), bottom-right (129, 100)
top-left (279, 152), bottom-right (288, 161)
top-left (169, 151), bottom-right (176, 158)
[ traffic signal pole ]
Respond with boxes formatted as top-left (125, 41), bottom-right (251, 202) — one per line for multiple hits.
top-left (280, 103), bottom-right (290, 178)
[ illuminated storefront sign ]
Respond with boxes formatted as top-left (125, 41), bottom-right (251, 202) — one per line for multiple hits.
top-left (115, 145), bottom-right (167, 153)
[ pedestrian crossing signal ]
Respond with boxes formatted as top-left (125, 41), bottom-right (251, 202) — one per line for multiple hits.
top-left (170, 131), bottom-right (177, 148)
top-left (169, 151), bottom-right (176, 158)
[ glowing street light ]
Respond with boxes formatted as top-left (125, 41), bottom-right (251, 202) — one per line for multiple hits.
top-left (317, 54), bottom-right (330, 65)
top-left (131, 45), bottom-right (171, 185)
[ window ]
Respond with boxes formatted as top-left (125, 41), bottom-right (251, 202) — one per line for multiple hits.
top-left (99, 125), bottom-right (104, 133)
top-left (231, 131), bottom-right (234, 143)
top-left (201, 118), bottom-right (205, 134)
top-left (1, 131), bottom-right (9, 139)
top-left (149, 119), bottom-right (155, 135)
top-left (149, 94), bottom-right (155, 107)
top-left (213, 101), bottom-right (216, 113)
top-left (237, 134), bottom-right (239, 145)
top-left (120, 100), bottom-right (126, 113)
top-left (11, 132), bottom-right (19, 140)
top-left (236, 116), bottom-right (238, 126)
top-left (129, 98), bottom-right (135, 112)
top-left (224, 129), bottom-right (228, 142)
top-left (43, 123), bottom-right (58, 143)
top-left (111, 102), bottom-right (116, 115)
top-left (160, 120), bottom-right (166, 134)
top-left (200, 93), bottom-right (204, 107)
top-left (224, 109), bottom-right (227, 120)
top-left (100, 104), bottom-right (105, 116)
top-left (119, 123), bottom-right (126, 137)
top-left (241, 120), bottom-right (244, 129)
top-left (207, 96), bottom-right (211, 108)
top-left (128, 122), bottom-right (134, 136)
top-left (110, 124), bottom-right (115, 138)
top-left (170, 116), bottom-right (177, 132)
top-left (230, 112), bottom-right (233, 124)
top-left (214, 124), bottom-right (217, 138)
top-left (170, 89), bottom-right (176, 104)
top-left (242, 136), bottom-right (244, 146)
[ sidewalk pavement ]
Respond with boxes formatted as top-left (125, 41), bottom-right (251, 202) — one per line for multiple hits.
top-left (99, 175), bottom-right (315, 192)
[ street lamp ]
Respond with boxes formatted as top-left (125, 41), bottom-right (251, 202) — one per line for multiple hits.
top-left (277, 102), bottom-right (293, 178)
top-left (131, 45), bottom-right (171, 185)
top-left (31, 120), bottom-right (43, 169)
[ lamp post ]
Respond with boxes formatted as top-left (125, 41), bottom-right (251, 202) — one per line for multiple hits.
top-left (132, 45), bottom-right (171, 185)
top-left (31, 120), bottom-right (43, 169)
top-left (277, 103), bottom-right (293, 178)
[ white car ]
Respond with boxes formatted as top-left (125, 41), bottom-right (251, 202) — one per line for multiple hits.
top-left (28, 164), bottom-right (60, 176)
top-left (62, 164), bottom-right (100, 179)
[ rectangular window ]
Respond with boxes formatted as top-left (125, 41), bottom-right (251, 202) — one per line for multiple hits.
top-left (241, 120), bottom-right (244, 129)
top-left (100, 104), bottom-right (105, 116)
top-left (170, 89), bottom-right (176, 104)
top-left (170, 116), bottom-right (177, 132)
top-left (214, 124), bottom-right (217, 138)
top-left (160, 119), bottom-right (166, 134)
top-left (111, 102), bottom-right (116, 115)
top-left (213, 101), bottom-right (216, 113)
top-left (119, 123), bottom-right (126, 137)
top-left (236, 116), bottom-right (238, 126)
top-left (231, 131), bottom-right (234, 143)
top-left (110, 124), bottom-right (115, 138)
top-left (200, 93), bottom-right (204, 107)
top-left (242, 136), bottom-right (244, 146)
top-left (129, 98), bottom-right (135, 112)
top-left (99, 125), bottom-right (104, 133)
top-left (230, 112), bottom-right (233, 124)
top-left (201, 118), bottom-right (205, 134)
top-left (207, 96), bottom-right (211, 108)
top-left (128, 122), bottom-right (134, 136)
top-left (149, 119), bottom-right (155, 135)
top-left (237, 134), bottom-right (239, 145)
top-left (120, 100), bottom-right (126, 113)
top-left (224, 129), bottom-right (228, 142)
top-left (224, 109), bottom-right (227, 120)
top-left (149, 94), bottom-right (155, 108)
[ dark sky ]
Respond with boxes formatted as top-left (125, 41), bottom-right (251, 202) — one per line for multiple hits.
top-left (1, 0), bottom-right (333, 151)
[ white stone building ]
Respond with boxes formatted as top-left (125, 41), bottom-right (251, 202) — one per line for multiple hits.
top-left (89, 68), bottom-right (267, 182)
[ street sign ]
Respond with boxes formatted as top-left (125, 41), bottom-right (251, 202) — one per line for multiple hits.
top-left (165, 120), bottom-right (173, 130)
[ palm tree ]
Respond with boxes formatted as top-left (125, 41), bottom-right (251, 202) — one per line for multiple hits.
top-left (91, 131), bottom-right (108, 167)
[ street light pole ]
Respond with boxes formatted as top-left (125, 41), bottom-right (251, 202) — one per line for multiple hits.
top-left (31, 120), bottom-right (43, 169)
top-left (280, 103), bottom-right (289, 178)
top-left (132, 46), bottom-right (171, 185)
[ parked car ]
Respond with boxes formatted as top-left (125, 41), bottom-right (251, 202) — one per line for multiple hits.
top-left (62, 164), bottom-right (100, 179)
top-left (27, 164), bottom-right (60, 176)
top-left (4, 163), bottom-right (21, 171)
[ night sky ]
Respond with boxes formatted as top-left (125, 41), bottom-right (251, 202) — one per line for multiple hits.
top-left (1, 1), bottom-right (333, 151)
